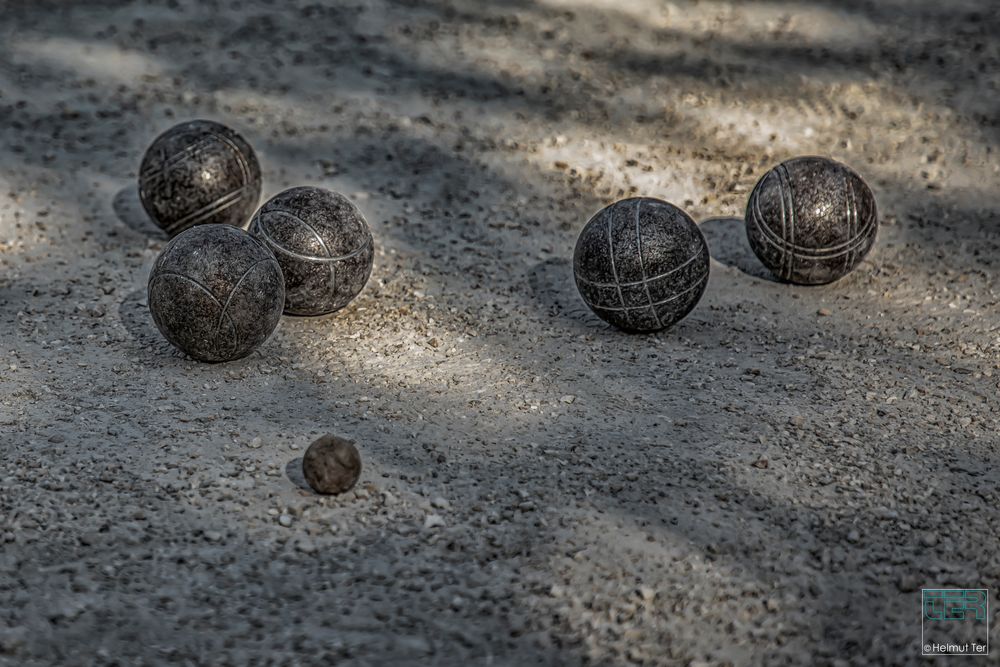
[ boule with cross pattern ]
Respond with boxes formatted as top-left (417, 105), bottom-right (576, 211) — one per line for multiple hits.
top-left (139, 119), bottom-right (262, 237)
top-left (745, 156), bottom-right (878, 285)
top-left (147, 224), bottom-right (285, 362)
top-left (249, 186), bottom-right (374, 317)
top-left (573, 197), bottom-right (710, 333)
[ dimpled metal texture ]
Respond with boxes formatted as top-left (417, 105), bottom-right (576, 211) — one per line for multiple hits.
top-left (139, 120), bottom-right (262, 237)
top-left (745, 156), bottom-right (878, 285)
top-left (573, 197), bottom-right (710, 333)
top-left (302, 434), bottom-right (362, 495)
top-left (147, 224), bottom-right (285, 363)
top-left (249, 186), bottom-right (374, 317)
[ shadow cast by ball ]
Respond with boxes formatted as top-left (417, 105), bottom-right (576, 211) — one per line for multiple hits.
top-left (527, 257), bottom-right (606, 331)
top-left (285, 457), bottom-right (311, 492)
top-left (113, 185), bottom-right (167, 239)
top-left (699, 216), bottom-right (779, 283)
top-left (118, 287), bottom-right (165, 347)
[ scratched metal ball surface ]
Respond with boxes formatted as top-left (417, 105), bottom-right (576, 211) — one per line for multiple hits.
top-left (249, 186), bottom-right (374, 316)
top-left (147, 224), bottom-right (285, 363)
top-left (302, 434), bottom-right (362, 495)
top-left (573, 197), bottom-right (710, 333)
top-left (745, 156), bottom-right (878, 285)
top-left (139, 120), bottom-right (262, 237)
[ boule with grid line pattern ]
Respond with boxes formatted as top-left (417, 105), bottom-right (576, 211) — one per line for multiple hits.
top-left (249, 186), bottom-right (374, 317)
top-left (573, 197), bottom-right (710, 333)
top-left (745, 156), bottom-right (878, 285)
top-left (139, 119), bottom-right (262, 237)
top-left (147, 224), bottom-right (285, 363)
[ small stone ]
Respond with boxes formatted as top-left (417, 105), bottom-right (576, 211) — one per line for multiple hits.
top-left (818, 308), bottom-right (832, 316)
top-left (278, 514), bottom-right (293, 527)
top-left (204, 530), bottom-right (223, 542)
top-left (295, 537), bottom-right (317, 554)
top-left (847, 530), bottom-right (860, 543)
top-left (301, 434), bottom-right (362, 495)
top-left (431, 496), bottom-right (450, 510)
top-left (248, 437), bottom-right (262, 449)
top-left (636, 585), bottom-right (655, 602)
top-left (48, 434), bottom-right (65, 444)
top-left (424, 514), bottom-right (445, 529)
top-left (921, 533), bottom-right (938, 547)
top-left (751, 457), bottom-right (769, 469)
top-left (559, 395), bottom-right (576, 404)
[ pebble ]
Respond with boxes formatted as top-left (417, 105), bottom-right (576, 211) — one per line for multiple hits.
top-left (424, 514), bottom-right (446, 529)
top-left (295, 538), bottom-right (317, 554)
top-left (636, 586), bottom-right (655, 602)
top-left (278, 514), bottom-right (294, 527)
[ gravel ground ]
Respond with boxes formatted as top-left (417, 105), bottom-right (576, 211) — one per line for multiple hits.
top-left (2, 1), bottom-right (999, 665)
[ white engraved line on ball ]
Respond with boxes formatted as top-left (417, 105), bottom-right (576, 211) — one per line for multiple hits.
top-left (575, 251), bottom-right (703, 288)
top-left (253, 214), bottom-right (373, 262)
top-left (772, 166), bottom-right (790, 279)
top-left (214, 258), bottom-right (280, 338)
top-left (772, 172), bottom-right (787, 280)
top-left (164, 187), bottom-right (248, 233)
top-left (751, 192), bottom-right (876, 257)
top-left (633, 199), bottom-right (663, 329)
top-left (208, 131), bottom-right (251, 189)
top-left (605, 206), bottom-right (630, 327)
top-left (149, 272), bottom-right (237, 354)
top-left (588, 270), bottom-right (708, 311)
top-left (783, 165), bottom-right (796, 281)
top-left (846, 176), bottom-right (857, 272)
top-left (752, 189), bottom-right (877, 253)
top-left (267, 210), bottom-right (334, 258)
top-left (591, 270), bottom-right (708, 313)
top-left (139, 137), bottom-right (220, 181)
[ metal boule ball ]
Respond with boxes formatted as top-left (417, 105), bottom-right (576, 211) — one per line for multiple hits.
top-left (139, 119), bottom-right (262, 237)
top-left (249, 186), bottom-right (374, 317)
top-left (573, 197), bottom-right (710, 333)
top-left (147, 224), bottom-right (285, 363)
top-left (745, 156), bottom-right (878, 285)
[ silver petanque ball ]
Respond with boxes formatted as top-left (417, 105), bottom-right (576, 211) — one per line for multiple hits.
top-left (249, 186), bottom-right (374, 317)
top-left (573, 197), bottom-right (710, 333)
top-left (147, 224), bottom-right (285, 362)
top-left (139, 119), bottom-right (262, 237)
top-left (745, 156), bottom-right (878, 285)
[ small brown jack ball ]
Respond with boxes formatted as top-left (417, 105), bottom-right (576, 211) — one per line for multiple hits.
top-left (302, 434), bottom-right (362, 495)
